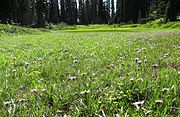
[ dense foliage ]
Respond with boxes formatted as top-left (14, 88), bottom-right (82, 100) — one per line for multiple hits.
top-left (0, 0), bottom-right (179, 27)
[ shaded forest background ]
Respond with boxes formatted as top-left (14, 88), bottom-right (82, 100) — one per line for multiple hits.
top-left (0, 0), bottom-right (179, 27)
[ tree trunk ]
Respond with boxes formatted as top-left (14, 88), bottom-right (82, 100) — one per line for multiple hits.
top-left (36, 0), bottom-right (45, 27)
top-left (165, 0), bottom-right (177, 22)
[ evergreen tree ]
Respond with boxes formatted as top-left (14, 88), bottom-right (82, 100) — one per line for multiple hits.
top-left (36, 0), bottom-right (45, 27)
top-left (60, 0), bottom-right (66, 22)
top-left (91, 0), bottom-right (98, 24)
top-left (49, 0), bottom-right (59, 24)
top-left (78, 0), bottom-right (86, 24)
top-left (19, 0), bottom-right (34, 25)
top-left (0, 0), bottom-right (179, 26)
top-left (65, 0), bottom-right (78, 25)
top-left (165, 0), bottom-right (177, 22)
top-left (0, 0), bottom-right (11, 23)
top-left (111, 0), bottom-right (114, 18)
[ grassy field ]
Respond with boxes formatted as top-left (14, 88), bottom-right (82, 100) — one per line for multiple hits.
top-left (0, 24), bottom-right (180, 116)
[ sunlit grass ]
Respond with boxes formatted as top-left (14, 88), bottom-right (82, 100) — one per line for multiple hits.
top-left (0, 25), bottom-right (180, 116)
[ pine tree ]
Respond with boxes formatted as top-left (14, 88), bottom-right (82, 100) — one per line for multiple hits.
top-left (64, 0), bottom-right (78, 25)
top-left (19, 0), bottom-right (34, 25)
top-left (111, 0), bottom-right (114, 18)
top-left (0, 0), bottom-right (11, 23)
top-left (91, 0), bottom-right (98, 24)
top-left (36, 0), bottom-right (45, 27)
top-left (78, 0), bottom-right (86, 24)
top-left (165, 0), bottom-right (177, 22)
top-left (60, 0), bottom-right (66, 22)
top-left (49, 0), bottom-right (59, 24)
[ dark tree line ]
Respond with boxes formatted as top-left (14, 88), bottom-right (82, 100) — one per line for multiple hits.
top-left (0, 0), bottom-right (179, 27)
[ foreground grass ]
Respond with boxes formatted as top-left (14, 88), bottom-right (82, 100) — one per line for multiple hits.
top-left (0, 26), bottom-right (180, 116)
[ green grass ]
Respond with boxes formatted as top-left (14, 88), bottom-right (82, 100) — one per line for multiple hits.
top-left (141, 19), bottom-right (180, 29)
top-left (0, 24), bottom-right (44, 35)
top-left (61, 27), bottom-right (143, 32)
top-left (45, 20), bottom-right (180, 32)
top-left (0, 24), bottom-right (180, 116)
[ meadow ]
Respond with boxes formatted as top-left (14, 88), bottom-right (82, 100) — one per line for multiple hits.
top-left (0, 24), bottom-right (180, 116)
